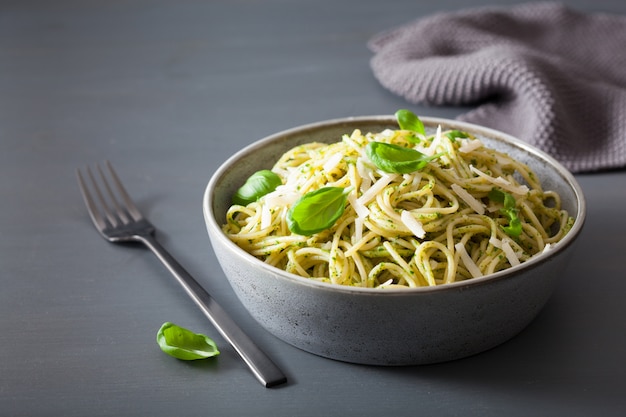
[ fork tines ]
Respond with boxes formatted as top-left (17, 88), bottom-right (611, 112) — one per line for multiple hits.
top-left (77, 161), bottom-right (144, 235)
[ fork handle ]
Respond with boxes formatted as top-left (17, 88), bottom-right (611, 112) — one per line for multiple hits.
top-left (137, 234), bottom-right (287, 388)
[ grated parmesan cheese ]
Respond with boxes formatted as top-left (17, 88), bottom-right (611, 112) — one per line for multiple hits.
top-left (455, 242), bottom-right (483, 278)
top-left (489, 236), bottom-right (502, 249)
top-left (458, 138), bottom-right (483, 153)
top-left (260, 204), bottom-right (272, 230)
top-left (263, 188), bottom-right (300, 208)
top-left (401, 210), bottom-right (426, 238)
top-left (353, 217), bottom-right (364, 244)
top-left (348, 191), bottom-right (370, 219)
top-left (500, 238), bottom-right (520, 267)
top-left (323, 152), bottom-right (343, 173)
top-left (451, 183), bottom-right (485, 215)
top-left (422, 125), bottom-right (443, 156)
top-left (357, 173), bottom-right (397, 206)
top-left (356, 158), bottom-right (372, 193)
top-left (490, 237), bottom-right (520, 266)
top-left (469, 165), bottom-right (530, 195)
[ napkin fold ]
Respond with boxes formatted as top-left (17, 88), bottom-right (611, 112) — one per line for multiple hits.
top-left (368, 2), bottom-right (626, 172)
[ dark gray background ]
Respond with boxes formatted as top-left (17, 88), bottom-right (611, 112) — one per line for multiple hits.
top-left (2, 1), bottom-right (625, 416)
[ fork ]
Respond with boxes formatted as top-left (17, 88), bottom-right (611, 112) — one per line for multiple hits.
top-left (76, 161), bottom-right (287, 388)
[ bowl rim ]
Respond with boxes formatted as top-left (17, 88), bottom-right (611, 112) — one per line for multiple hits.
top-left (203, 115), bottom-right (586, 295)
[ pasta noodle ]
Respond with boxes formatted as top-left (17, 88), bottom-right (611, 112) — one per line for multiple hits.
top-left (223, 125), bottom-right (574, 288)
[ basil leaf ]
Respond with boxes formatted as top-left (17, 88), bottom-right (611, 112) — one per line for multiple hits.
top-left (445, 130), bottom-right (470, 142)
top-left (488, 189), bottom-right (522, 238)
top-left (366, 142), bottom-right (439, 174)
top-left (233, 170), bottom-right (282, 205)
top-left (156, 322), bottom-right (220, 360)
top-left (287, 187), bottom-right (349, 236)
top-left (395, 109), bottom-right (425, 136)
top-left (503, 216), bottom-right (522, 238)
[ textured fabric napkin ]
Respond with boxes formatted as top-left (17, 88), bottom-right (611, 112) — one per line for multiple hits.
top-left (368, 2), bottom-right (626, 173)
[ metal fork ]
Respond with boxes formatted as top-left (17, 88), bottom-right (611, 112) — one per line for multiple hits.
top-left (76, 161), bottom-right (287, 388)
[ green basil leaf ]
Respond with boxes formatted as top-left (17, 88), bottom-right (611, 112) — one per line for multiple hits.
top-left (365, 141), bottom-right (439, 174)
top-left (156, 322), bottom-right (220, 360)
top-left (503, 215), bottom-right (522, 238)
top-left (445, 130), bottom-right (470, 142)
top-left (488, 189), bottom-right (522, 238)
top-left (395, 109), bottom-right (425, 136)
top-left (488, 188), bottom-right (505, 205)
top-left (233, 170), bottom-right (282, 205)
top-left (287, 187), bottom-right (349, 236)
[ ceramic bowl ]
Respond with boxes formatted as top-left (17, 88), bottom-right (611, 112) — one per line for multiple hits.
top-left (203, 116), bottom-right (586, 365)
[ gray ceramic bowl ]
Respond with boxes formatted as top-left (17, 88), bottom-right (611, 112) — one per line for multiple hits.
top-left (203, 116), bottom-right (585, 366)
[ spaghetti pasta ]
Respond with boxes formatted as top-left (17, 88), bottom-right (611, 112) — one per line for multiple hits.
top-left (223, 120), bottom-right (574, 288)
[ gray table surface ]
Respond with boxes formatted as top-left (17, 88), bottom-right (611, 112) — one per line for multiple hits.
top-left (2, 0), bottom-right (625, 416)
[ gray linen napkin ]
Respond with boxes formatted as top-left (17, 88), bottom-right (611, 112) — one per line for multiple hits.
top-left (368, 2), bottom-right (626, 173)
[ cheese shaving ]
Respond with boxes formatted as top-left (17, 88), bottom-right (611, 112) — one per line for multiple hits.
top-left (260, 204), bottom-right (272, 230)
top-left (400, 210), bottom-right (426, 238)
top-left (323, 152), bottom-right (343, 173)
top-left (348, 191), bottom-right (370, 219)
top-left (455, 242), bottom-right (483, 278)
top-left (357, 173), bottom-right (397, 206)
top-left (501, 238), bottom-right (520, 267)
top-left (458, 138), bottom-right (483, 153)
top-left (451, 183), bottom-right (485, 215)
top-left (469, 165), bottom-right (530, 195)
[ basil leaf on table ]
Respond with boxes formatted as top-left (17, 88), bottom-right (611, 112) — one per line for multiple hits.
top-left (287, 187), bottom-right (350, 236)
top-left (232, 170), bottom-right (282, 206)
top-left (156, 322), bottom-right (220, 360)
top-left (488, 189), bottom-right (522, 238)
top-left (366, 142), bottom-right (440, 174)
